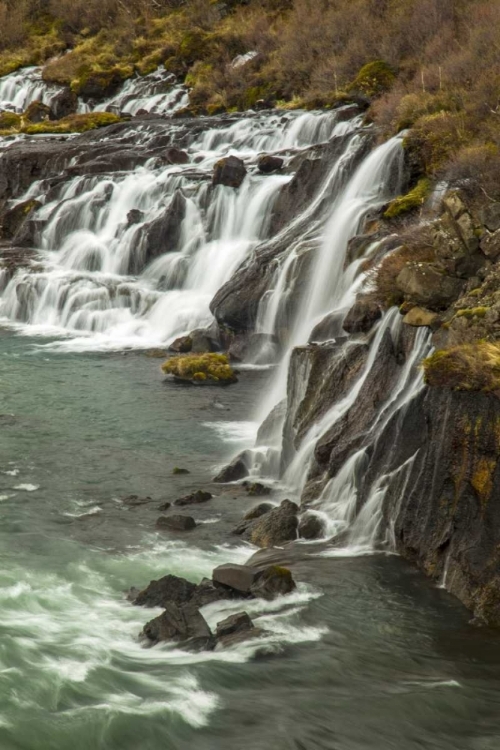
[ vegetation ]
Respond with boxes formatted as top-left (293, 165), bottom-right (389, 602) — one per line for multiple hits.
top-left (423, 343), bottom-right (500, 392)
top-left (384, 178), bottom-right (432, 220)
top-left (0, 110), bottom-right (122, 137)
top-left (366, 242), bottom-right (435, 308)
top-left (161, 352), bottom-right (237, 384)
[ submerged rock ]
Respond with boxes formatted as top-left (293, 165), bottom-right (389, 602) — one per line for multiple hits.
top-left (156, 514), bottom-right (196, 531)
top-left (215, 611), bottom-right (263, 648)
top-left (257, 155), bottom-right (284, 174)
top-left (174, 490), bottom-right (212, 506)
top-left (132, 574), bottom-right (197, 608)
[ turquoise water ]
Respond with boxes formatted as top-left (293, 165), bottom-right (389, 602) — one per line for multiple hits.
top-left (1, 330), bottom-right (500, 750)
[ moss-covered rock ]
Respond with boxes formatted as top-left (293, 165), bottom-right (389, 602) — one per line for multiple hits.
top-left (348, 60), bottom-right (396, 98)
top-left (161, 353), bottom-right (238, 385)
top-left (384, 178), bottom-right (431, 220)
top-left (423, 342), bottom-right (500, 392)
top-left (21, 112), bottom-right (122, 135)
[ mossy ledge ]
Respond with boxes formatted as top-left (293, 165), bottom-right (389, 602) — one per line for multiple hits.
top-left (384, 179), bottom-right (432, 220)
top-left (423, 343), bottom-right (500, 393)
top-left (161, 353), bottom-right (238, 386)
top-left (0, 111), bottom-right (122, 137)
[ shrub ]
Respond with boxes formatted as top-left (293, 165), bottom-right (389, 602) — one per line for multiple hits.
top-left (161, 353), bottom-right (238, 384)
top-left (348, 60), bottom-right (396, 97)
top-left (423, 342), bottom-right (500, 391)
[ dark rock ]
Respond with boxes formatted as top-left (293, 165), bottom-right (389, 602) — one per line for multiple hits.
top-left (190, 578), bottom-right (240, 608)
top-left (244, 482), bottom-right (272, 497)
top-left (127, 209), bottom-right (144, 226)
top-left (190, 327), bottom-right (221, 353)
top-left (24, 100), bottom-right (51, 123)
top-left (249, 565), bottom-right (296, 600)
top-left (174, 490), bottom-right (212, 506)
top-left (212, 563), bottom-right (261, 594)
top-left (158, 501), bottom-right (171, 511)
top-left (256, 399), bottom-right (287, 446)
top-left (172, 467), bottom-right (190, 475)
top-left (298, 513), bottom-right (325, 540)
top-left (257, 155), bottom-right (284, 174)
top-left (132, 190), bottom-right (187, 273)
top-left (133, 574), bottom-right (197, 608)
top-left (49, 88), bottom-right (78, 120)
top-left (343, 295), bottom-right (382, 334)
top-left (213, 155), bottom-right (247, 189)
top-left (169, 334), bottom-right (192, 353)
top-left (213, 450), bottom-right (251, 483)
top-left (142, 603), bottom-right (215, 650)
top-left (244, 502), bottom-right (274, 521)
top-left (156, 514), bottom-right (196, 531)
top-left (247, 499), bottom-right (299, 548)
top-left (480, 203), bottom-right (500, 233)
top-left (309, 311), bottom-right (345, 342)
top-left (166, 148), bottom-right (189, 165)
top-left (215, 611), bottom-right (263, 647)
top-left (121, 494), bottom-right (153, 507)
top-left (1, 199), bottom-right (41, 242)
top-left (228, 332), bottom-right (279, 363)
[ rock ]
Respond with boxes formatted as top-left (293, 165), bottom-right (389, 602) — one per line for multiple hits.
top-left (166, 148), bottom-right (189, 165)
top-left (133, 574), bottom-right (197, 608)
top-left (174, 490), bottom-right (212, 506)
top-left (190, 328), bottom-right (221, 353)
top-left (213, 450), bottom-right (251, 483)
top-left (172, 467), bottom-right (190, 475)
top-left (480, 230), bottom-right (500, 260)
top-left (480, 203), bottom-right (500, 233)
top-left (215, 611), bottom-right (263, 647)
top-left (120, 494), bottom-right (153, 506)
top-left (1, 199), bottom-right (41, 241)
top-left (247, 499), bottom-right (299, 548)
top-left (169, 335), bottom-right (192, 353)
top-left (396, 263), bottom-right (464, 310)
top-left (190, 578), bottom-right (240, 608)
top-left (212, 563), bottom-right (261, 594)
top-left (158, 501), bottom-right (171, 511)
top-left (132, 190), bottom-right (187, 273)
top-left (243, 502), bottom-right (274, 521)
top-left (228, 332), bottom-right (279, 363)
top-left (256, 400), bottom-right (287, 446)
top-left (142, 603), bottom-right (215, 650)
top-left (402, 306), bottom-right (439, 327)
top-left (24, 100), bottom-right (51, 123)
top-left (309, 311), bottom-right (345, 342)
top-left (156, 515), bottom-right (196, 531)
top-left (127, 209), bottom-right (144, 226)
top-left (49, 88), bottom-right (78, 120)
top-left (249, 565), bottom-right (296, 600)
top-left (257, 155), bottom-right (284, 174)
top-left (213, 155), bottom-right (247, 189)
top-left (343, 295), bottom-right (382, 334)
top-left (298, 513), bottom-right (326, 540)
top-left (244, 482), bottom-right (272, 497)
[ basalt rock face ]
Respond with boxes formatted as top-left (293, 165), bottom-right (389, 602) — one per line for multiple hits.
top-left (360, 385), bottom-right (500, 627)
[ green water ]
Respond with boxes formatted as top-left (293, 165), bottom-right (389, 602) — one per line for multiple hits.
top-left (2, 330), bottom-right (500, 750)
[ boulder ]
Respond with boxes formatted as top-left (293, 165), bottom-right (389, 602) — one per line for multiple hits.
top-left (157, 501), bottom-right (171, 511)
top-left (243, 502), bottom-right (274, 521)
top-left (49, 88), bottom-right (78, 120)
top-left (257, 155), bottom-right (284, 174)
top-left (132, 190), bottom-right (186, 273)
top-left (480, 203), bottom-right (500, 233)
top-left (402, 306), bottom-right (439, 327)
top-left (166, 148), bottom-right (189, 165)
top-left (190, 578), bottom-right (240, 608)
top-left (480, 230), bottom-right (500, 261)
top-left (212, 563), bottom-right (261, 594)
top-left (396, 263), bottom-right (464, 310)
top-left (309, 311), bottom-right (345, 342)
top-left (244, 482), bottom-right (272, 497)
top-left (156, 514), bottom-right (196, 531)
top-left (142, 603), bottom-right (215, 650)
top-left (24, 100), bottom-right (51, 123)
top-left (174, 490), bottom-right (212, 506)
top-left (120, 494), bottom-right (153, 506)
top-left (1, 199), bottom-right (41, 241)
top-left (132, 574), bottom-right (197, 608)
top-left (249, 565), bottom-right (296, 600)
top-left (215, 611), bottom-right (263, 647)
top-left (127, 209), bottom-right (144, 226)
top-left (298, 513), bottom-right (326, 540)
top-left (343, 295), bottom-right (382, 334)
top-left (213, 156), bottom-right (247, 189)
top-left (247, 499), bottom-right (299, 548)
top-left (213, 450), bottom-right (251, 483)
top-left (172, 467), bottom-right (190, 475)
top-left (169, 334), bottom-right (192, 353)
top-left (228, 332), bottom-right (279, 363)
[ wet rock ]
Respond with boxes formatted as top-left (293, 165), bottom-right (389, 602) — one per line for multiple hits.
top-left (244, 502), bottom-right (274, 521)
top-left (190, 578), bottom-right (240, 608)
top-left (126, 209), bottom-right (144, 226)
top-left (165, 148), bottom-right (189, 165)
top-left (228, 332), bottom-right (279, 363)
top-left (121, 494), bottom-right (153, 506)
top-left (142, 603), bottom-right (215, 650)
top-left (169, 334), bottom-right (192, 353)
top-left (212, 155), bottom-right (247, 188)
top-left (402, 306), bottom-right (439, 327)
top-left (215, 611), bottom-right (263, 647)
top-left (156, 514), bottom-right (196, 531)
top-left (132, 574), bottom-right (197, 608)
top-left (158, 501), bottom-right (171, 511)
top-left (396, 263), bottom-right (464, 310)
top-left (190, 328), bottom-right (221, 353)
top-left (1, 199), bottom-right (41, 242)
top-left (212, 563), bottom-right (261, 594)
top-left (247, 499), bottom-right (299, 548)
top-left (309, 311), bottom-right (345, 342)
top-left (24, 100), bottom-right (51, 123)
top-left (244, 482), bottom-right (272, 497)
top-left (343, 295), bottom-right (382, 334)
top-left (133, 190), bottom-right (187, 272)
top-left (172, 467), bottom-right (190, 475)
top-left (256, 399), bottom-right (286, 446)
top-left (249, 565), bottom-right (296, 600)
top-left (49, 88), bottom-right (78, 120)
top-left (257, 155), bottom-right (284, 174)
top-left (213, 451), bottom-right (251, 483)
top-left (298, 513), bottom-right (325, 540)
top-left (174, 490), bottom-right (212, 506)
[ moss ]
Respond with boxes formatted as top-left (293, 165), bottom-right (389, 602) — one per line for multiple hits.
top-left (455, 307), bottom-right (488, 319)
top-left (0, 112), bottom-right (21, 132)
top-left (348, 60), bottom-right (396, 97)
top-left (21, 112), bottom-right (121, 135)
top-left (161, 353), bottom-right (237, 385)
top-left (471, 456), bottom-right (496, 507)
top-left (423, 342), bottom-right (500, 392)
top-left (384, 179), bottom-right (432, 219)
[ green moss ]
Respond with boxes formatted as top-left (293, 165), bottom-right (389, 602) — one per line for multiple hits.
top-left (0, 112), bottom-right (21, 131)
top-left (348, 60), bottom-right (396, 97)
top-left (423, 342), bottom-right (500, 392)
top-left (455, 307), bottom-right (488, 319)
top-left (21, 112), bottom-right (121, 135)
top-left (384, 178), bottom-right (432, 219)
top-left (161, 353), bottom-right (237, 385)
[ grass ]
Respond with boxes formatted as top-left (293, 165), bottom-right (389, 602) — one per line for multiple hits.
top-left (423, 343), bottom-right (500, 392)
top-left (161, 353), bottom-right (237, 385)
